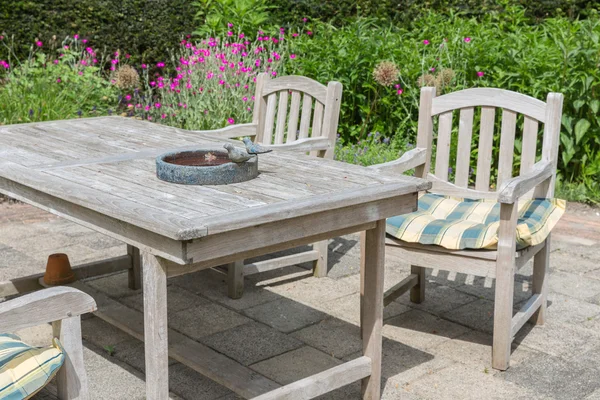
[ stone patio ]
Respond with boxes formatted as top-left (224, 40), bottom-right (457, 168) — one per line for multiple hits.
top-left (1, 200), bottom-right (600, 399)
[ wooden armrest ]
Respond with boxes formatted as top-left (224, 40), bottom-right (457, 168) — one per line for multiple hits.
top-left (190, 123), bottom-right (257, 139)
top-left (367, 148), bottom-right (427, 175)
top-left (262, 137), bottom-right (330, 152)
top-left (498, 161), bottom-right (553, 204)
top-left (0, 287), bottom-right (97, 332)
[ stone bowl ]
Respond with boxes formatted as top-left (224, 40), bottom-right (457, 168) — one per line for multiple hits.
top-left (156, 149), bottom-right (258, 185)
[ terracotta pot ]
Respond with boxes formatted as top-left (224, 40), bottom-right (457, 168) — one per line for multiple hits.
top-left (43, 253), bottom-right (76, 286)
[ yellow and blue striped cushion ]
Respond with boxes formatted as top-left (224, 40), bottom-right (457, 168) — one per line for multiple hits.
top-left (0, 333), bottom-right (65, 400)
top-left (386, 194), bottom-right (566, 250)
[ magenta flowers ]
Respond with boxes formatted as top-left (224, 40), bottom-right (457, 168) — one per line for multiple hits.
top-left (227, 117), bottom-right (235, 124)
top-left (35, 41), bottom-right (43, 47)
top-left (423, 39), bottom-right (430, 45)
top-left (477, 71), bottom-right (485, 77)
top-left (464, 37), bottom-right (471, 43)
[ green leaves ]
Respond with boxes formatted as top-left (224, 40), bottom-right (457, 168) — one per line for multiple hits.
top-left (575, 118), bottom-right (591, 145)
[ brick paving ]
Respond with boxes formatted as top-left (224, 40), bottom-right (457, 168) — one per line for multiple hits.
top-left (1, 201), bottom-right (600, 399)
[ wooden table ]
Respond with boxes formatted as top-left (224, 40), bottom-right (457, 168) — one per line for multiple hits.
top-left (0, 117), bottom-right (429, 399)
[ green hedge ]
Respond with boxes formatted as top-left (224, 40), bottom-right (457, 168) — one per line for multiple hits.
top-left (0, 0), bottom-right (196, 65)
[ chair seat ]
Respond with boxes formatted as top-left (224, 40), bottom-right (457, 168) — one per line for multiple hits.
top-left (0, 333), bottom-right (64, 400)
top-left (386, 193), bottom-right (565, 250)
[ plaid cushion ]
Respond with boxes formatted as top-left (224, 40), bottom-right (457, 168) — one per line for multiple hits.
top-left (386, 194), bottom-right (566, 250)
top-left (0, 333), bottom-right (65, 400)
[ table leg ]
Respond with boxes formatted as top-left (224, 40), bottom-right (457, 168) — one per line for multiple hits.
top-left (142, 252), bottom-right (169, 399)
top-left (127, 245), bottom-right (142, 290)
top-left (360, 220), bottom-right (385, 400)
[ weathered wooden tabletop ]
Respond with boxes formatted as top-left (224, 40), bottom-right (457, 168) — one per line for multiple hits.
top-left (0, 117), bottom-right (429, 265)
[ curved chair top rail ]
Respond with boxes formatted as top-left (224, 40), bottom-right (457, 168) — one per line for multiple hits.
top-left (261, 75), bottom-right (328, 104)
top-left (431, 88), bottom-right (547, 123)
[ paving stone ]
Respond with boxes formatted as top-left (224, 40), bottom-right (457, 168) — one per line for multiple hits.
top-left (201, 321), bottom-right (303, 366)
top-left (548, 270), bottom-right (600, 301)
top-left (263, 275), bottom-right (358, 306)
top-left (169, 302), bottom-right (250, 340)
top-left (244, 297), bottom-right (329, 333)
top-left (171, 268), bottom-right (283, 310)
top-left (516, 292), bottom-right (600, 326)
top-left (326, 233), bottom-right (361, 279)
top-left (504, 353), bottom-right (600, 399)
top-left (112, 338), bottom-right (178, 373)
top-left (169, 363), bottom-right (234, 400)
top-left (586, 390), bottom-right (600, 400)
top-left (429, 330), bottom-right (537, 372)
top-left (120, 285), bottom-right (210, 314)
top-left (81, 315), bottom-right (134, 349)
top-left (409, 363), bottom-right (541, 400)
top-left (443, 298), bottom-right (495, 334)
top-left (396, 282), bottom-right (479, 316)
top-left (74, 232), bottom-right (123, 250)
top-left (315, 292), bottom-right (410, 326)
top-left (291, 317), bottom-right (362, 359)
top-left (250, 346), bottom-right (342, 385)
top-left (0, 247), bottom-right (42, 279)
top-left (86, 271), bottom-right (141, 299)
top-left (383, 309), bottom-right (471, 351)
top-left (453, 276), bottom-right (533, 304)
top-left (513, 319), bottom-right (600, 358)
top-left (551, 251), bottom-right (600, 274)
top-left (14, 323), bottom-right (53, 347)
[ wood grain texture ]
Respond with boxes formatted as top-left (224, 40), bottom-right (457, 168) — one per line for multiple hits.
top-left (275, 91), bottom-right (289, 144)
top-left (361, 220), bottom-right (385, 399)
top-left (431, 88), bottom-right (547, 122)
top-left (434, 111), bottom-right (453, 181)
top-left (475, 106), bottom-right (496, 191)
top-left (415, 87), bottom-right (436, 179)
top-left (455, 107), bottom-right (474, 187)
top-left (262, 75), bottom-right (328, 103)
top-left (263, 93), bottom-right (278, 144)
top-left (287, 91), bottom-right (302, 143)
top-left (142, 252), bottom-right (169, 400)
top-left (497, 161), bottom-right (553, 203)
top-left (530, 237), bottom-right (550, 325)
top-left (497, 109), bottom-right (517, 188)
top-left (368, 148), bottom-right (426, 176)
top-left (0, 287), bottom-right (96, 332)
top-left (298, 94), bottom-right (313, 139)
top-left (53, 317), bottom-right (89, 400)
top-left (520, 116), bottom-right (539, 175)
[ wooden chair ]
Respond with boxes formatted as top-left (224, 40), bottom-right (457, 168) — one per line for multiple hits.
top-left (0, 286), bottom-right (96, 399)
top-left (366, 87), bottom-right (563, 370)
top-left (223, 72), bottom-right (343, 299)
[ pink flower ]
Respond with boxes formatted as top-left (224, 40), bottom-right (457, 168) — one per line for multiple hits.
top-left (150, 81), bottom-right (156, 87)
top-left (56, 78), bottom-right (61, 83)
top-left (244, 84), bottom-right (249, 89)
top-left (145, 105), bottom-right (151, 111)
top-left (477, 71), bottom-right (485, 77)
top-left (156, 62), bottom-right (165, 68)
top-left (111, 59), bottom-right (118, 65)
top-left (423, 40), bottom-right (430, 45)
top-left (271, 71), bottom-right (277, 76)
top-left (306, 31), bottom-right (312, 35)
top-left (141, 64), bottom-right (147, 69)
top-left (74, 34), bottom-right (79, 39)
top-left (292, 33), bottom-right (298, 37)
top-left (464, 37), bottom-right (471, 43)
top-left (82, 39), bottom-right (88, 44)
top-left (242, 96), bottom-right (248, 102)
top-left (0, 36), bottom-right (3, 40)
top-left (93, 58), bottom-right (98, 64)
top-left (78, 71), bottom-right (83, 75)
top-left (125, 94), bottom-right (132, 101)
top-left (227, 31), bottom-right (233, 37)
top-left (430, 67), bottom-right (435, 72)
top-left (53, 60), bottom-right (59, 64)
top-left (397, 89), bottom-right (403, 95)
top-left (155, 103), bottom-right (161, 109)
top-left (302, 17), bottom-right (308, 22)
top-left (161, 114), bottom-right (167, 119)
top-left (228, 22), bottom-right (233, 28)
top-left (227, 117), bottom-right (235, 124)
top-left (290, 54), bottom-right (296, 59)
top-left (239, 33), bottom-right (245, 39)
top-left (36, 41), bottom-right (43, 47)
top-left (64, 45), bottom-right (69, 50)
top-left (219, 79), bottom-right (225, 85)
top-left (125, 54), bottom-right (130, 59)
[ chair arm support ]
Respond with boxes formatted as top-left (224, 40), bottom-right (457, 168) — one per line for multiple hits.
top-left (498, 161), bottom-right (553, 204)
top-left (190, 123), bottom-right (257, 139)
top-left (0, 287), bottom-right (97, 332)
top-left (262, 137), bottom-right (330, 152)
top-left (367, 147), bottom-right (427, 175)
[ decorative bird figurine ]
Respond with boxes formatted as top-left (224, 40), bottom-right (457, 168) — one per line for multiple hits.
top-left (243, 137), bottom-right (272, 154)
top-left (223, 143), bottom-right (253, 163)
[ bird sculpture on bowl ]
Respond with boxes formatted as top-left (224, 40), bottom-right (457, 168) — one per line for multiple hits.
top-left (242, 137), bottom-right (273, 154)
top-left (223, 143), bottom-right (253, 163)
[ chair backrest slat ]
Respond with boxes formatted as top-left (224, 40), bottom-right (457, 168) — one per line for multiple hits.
top-left (475, 106), bottom-right (495, 191)
top-left (262, 93), bottom-right (278, 144)
top-left (298, 94), bottom-right (313, 139)
top-left (497, 109), bottom-right (517, 188)
top-left (254, 74), bottom-right (342, 159)
top-left (413, 87), bottom-right (562, 200)
top-left (287, 91), bottom-right (302, 143)
top-left (520, 116), bottom-right (539, 175)
top-left (455, 107), bottom-right (474, 187)
top-left (434, 111), bottom-right (453, 181)
top-left (274, 91), bottom-right (288, 144)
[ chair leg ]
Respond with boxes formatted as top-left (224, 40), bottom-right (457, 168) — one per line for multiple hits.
top-left (52, 317), bottom-right (89, 400)
top-left (530, 237), bottom-right (550, 325)
top-left (410, 265), bottom-right (426, 304)
top-left (227, 260), bottom-right (245, 299)
top-left (492, 203), bottom-right (518, 371)
top-left (313, 240), bottom-right (328, 278)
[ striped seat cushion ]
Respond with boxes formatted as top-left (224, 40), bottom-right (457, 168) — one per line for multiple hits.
top-left (386, 194), bottom-right (566, 250)
top-left (0, 333), bottom-right (65, 400)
